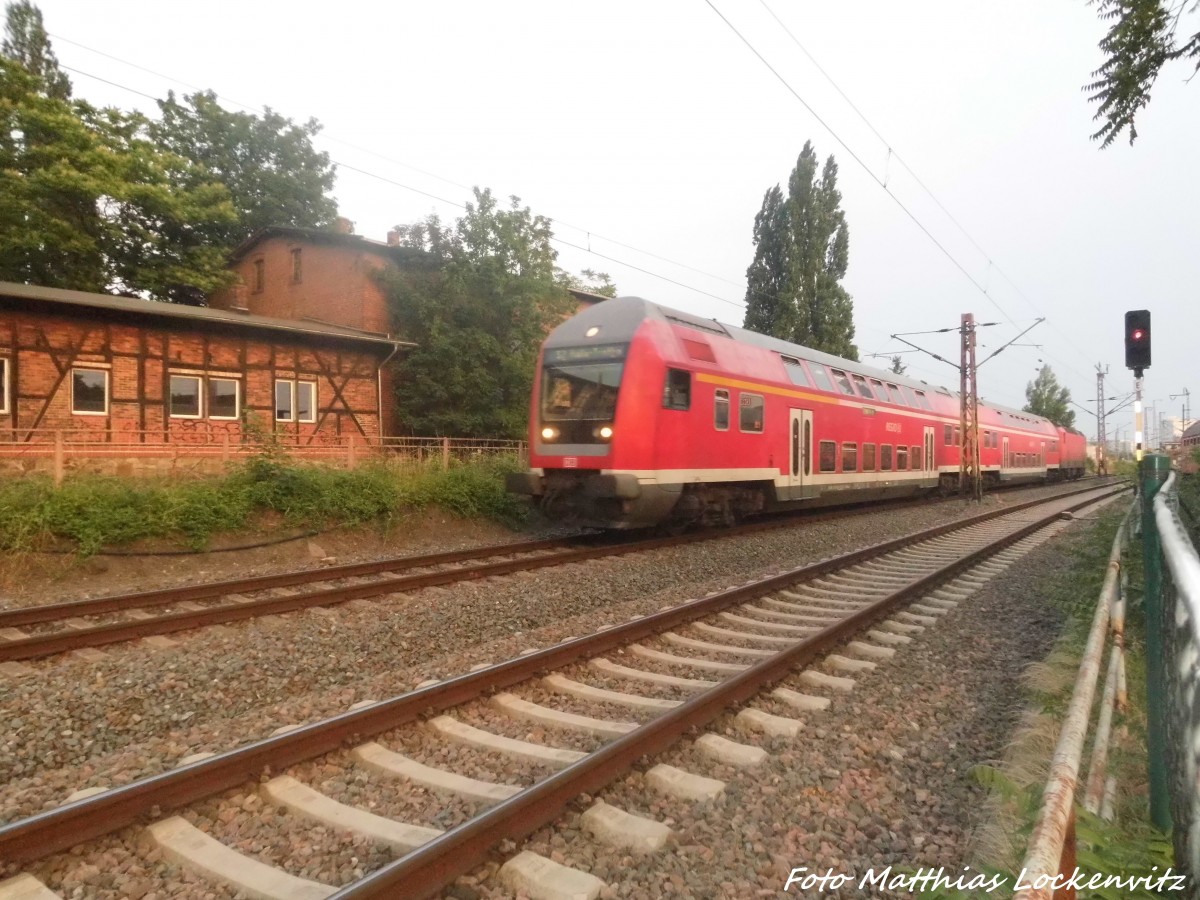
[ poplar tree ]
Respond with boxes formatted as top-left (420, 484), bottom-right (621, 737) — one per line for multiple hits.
top-left (743, 141), bottom-right (857, 360)
top-left (1024, 365), bottom-right (1076, 429)
top-left (1, 0), bottom-right (70, 99)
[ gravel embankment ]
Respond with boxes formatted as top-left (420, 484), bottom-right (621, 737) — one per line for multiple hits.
top-left (0, 484), bottom-right (1112, 894)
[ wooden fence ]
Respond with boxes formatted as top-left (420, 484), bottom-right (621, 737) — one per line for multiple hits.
top-left (0, 429), bottom-right (528, 484)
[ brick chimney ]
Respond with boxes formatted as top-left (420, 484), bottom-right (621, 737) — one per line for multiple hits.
top-left (333, 216), bottom-right (354, 234)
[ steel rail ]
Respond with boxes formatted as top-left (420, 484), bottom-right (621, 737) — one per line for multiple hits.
top-left (329, 486), bottom-right (1128, 899)
top-left (0, 484), bottom-right (1125, 864)
top-left (0, 477), bottom-right (1104, 633)
top-left (0, 536), bottom-right (580, 629)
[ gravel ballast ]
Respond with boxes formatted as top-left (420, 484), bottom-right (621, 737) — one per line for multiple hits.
top-left (0, 485), bottom-right (1116, 896)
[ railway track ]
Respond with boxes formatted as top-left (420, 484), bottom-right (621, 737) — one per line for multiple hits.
top-left (0, 481), bottom-right (1127, 899)
top-left (0, 479), bottom-right (1108, 664)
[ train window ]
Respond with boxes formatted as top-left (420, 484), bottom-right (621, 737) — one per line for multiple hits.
top-left (896, 446), bottom-right (909, 470)
top-left (780, 356), bottom-right (811, 387)
top-left (829, 369), bottom-right (855, 396)
top-left (808, 363), bottom-right (835, 394)
top-left (885, 383), bottom-right (905, 405)
top-left (663, 369), bottom-right (691, 411)
top-left (953, 426), bottom-right (961, 446)
top-left (842, 442), bottom-right (858, 472)
top-left (913, 390), bottom-right (933, 411)
top-left (848, 374), bottom-right (872, 400)
top-left (900, 385), bottom-right (919, 407)
top-left (880, 444), bottom-right (893, 471)
top-left (944, 424), bottom-right (953, 445)
top-left (911, 446), bottom-right (921, 469)
top-left (819, 440), bottom-right (837, 472)
top-left (739, 393), bottom-right (764, 433)
top-left (714, 389), bottom-right (730, 431)
top-left (869, 379), bottom-right (889, 403)
top-left (863, 443), bottom-right (877, 471)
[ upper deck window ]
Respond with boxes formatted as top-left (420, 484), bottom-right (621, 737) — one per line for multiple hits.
top-left (780, 355), bottom-right (811, 387)
top-left (850, 374), bottom-right (874, 400)
top-left (808, 363), bottom-right (834, 394)
top-left (829, 368), bottom-right (855, 396)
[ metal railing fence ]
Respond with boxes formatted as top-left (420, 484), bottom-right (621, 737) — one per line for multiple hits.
top-left (1153, 471), bottom-right (1200, 880)
top-left (1013, 498), bottom-right (1134, 900)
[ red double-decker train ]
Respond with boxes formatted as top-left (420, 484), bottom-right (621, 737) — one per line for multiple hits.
top-left (507, 296), bottom-right (1087, 529)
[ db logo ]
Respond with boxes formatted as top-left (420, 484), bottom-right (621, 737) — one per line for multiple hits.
top-left (563, 457), bottom-right (578, 468)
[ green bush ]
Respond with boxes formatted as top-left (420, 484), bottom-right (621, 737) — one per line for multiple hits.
top-left (0, 454), bottom-right (530, 555)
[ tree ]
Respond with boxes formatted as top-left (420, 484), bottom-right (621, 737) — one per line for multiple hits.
top-left (1087, 0), bottom-right (1200, 147)
top-left (2, 0), bottom-right (70, 99)
top-left (1024, 365), bottom-right (1076, 428)
top-left (0, 58), bottom-right (237, 298)
top-left (151, 90), bottom-right (339, 248)
top-left (380, 188), bottom-right (576, 438)
top-left (557, 268), bottom-right (617, 298)
top-left (743, 141), bottom-right (857, 359)
top-left (889, 355), bottom-right (907, 375)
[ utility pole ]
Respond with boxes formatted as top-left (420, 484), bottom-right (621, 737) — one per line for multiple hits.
top-left (1095, 364), bottom-right (1109, 475)
top-left (890, 315), bottom-right (1041, 503)
top-left (1170, 388), bottom-right (1190, 439)
top-left (959, 313), bottom-right (982, 501)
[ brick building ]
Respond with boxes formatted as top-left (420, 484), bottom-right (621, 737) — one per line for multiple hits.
top-left (209, 222), bottom-right (412, 334)
top-left (210, 222), bottom-right (608, 331)
top-left (0, 281), bottom-right (411, 444)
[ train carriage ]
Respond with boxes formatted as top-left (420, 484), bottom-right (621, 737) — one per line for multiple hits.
top-left (508, 296), bottom-right (1084, 529)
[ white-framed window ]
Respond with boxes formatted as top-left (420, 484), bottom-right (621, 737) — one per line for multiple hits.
top-left (208, 378), bottom-right (239, 420)
top-left (71, 368), bottom-right (109, 415)
top-left (275, 379), bottom-right (317, 423)
top-left (0, 357), bottom-right (9, 415)
top-left (275, 379), bottom-right (294, 422)
top-left (297, 381), bottom-right (316, 423)
top-left (169, 375), bottom-right (203, 418)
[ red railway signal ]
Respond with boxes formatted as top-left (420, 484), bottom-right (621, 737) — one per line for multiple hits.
top-left (1124, 309), bottom-right (1151, 373)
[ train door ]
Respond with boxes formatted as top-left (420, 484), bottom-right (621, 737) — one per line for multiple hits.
top-left (788, 408), bottom-right (813, 498)
top-left (1002, 437), bottom-right (1010, 472)
top-left (923, 426), bottom-right (935, 479)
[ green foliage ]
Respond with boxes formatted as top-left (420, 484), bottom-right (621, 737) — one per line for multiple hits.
top-left (0, 457), bottom-right (529, 555)
top-left (743, 141), bottom-right (857, 360)
top-left (150, 89), bottom-right (339, 249)
top-left (2, 0), bottom-right (69, 99)
top-left (382, 188), bottom-right (576, 439)
top-left (0, 57), bottom-right (237, 298)
top-left (1087, 0), bottom-right (1200, 147)
top-left (1023, 365), bottom-right (1076, 428)
top-left (889, 354), bottom-right (907, 375)
top-left (557, 267), bottom-right (617, 298)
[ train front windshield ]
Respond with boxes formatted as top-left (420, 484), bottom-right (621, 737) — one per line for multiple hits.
top-left (539, 344), bottom-right (627, 445)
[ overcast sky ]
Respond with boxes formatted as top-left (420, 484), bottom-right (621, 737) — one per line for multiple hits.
top-left (31, 0), bottom-right (1200, 446)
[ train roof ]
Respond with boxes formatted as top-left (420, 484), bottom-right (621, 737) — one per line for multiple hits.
top-left (548, 296), bottom-right (1053, 427)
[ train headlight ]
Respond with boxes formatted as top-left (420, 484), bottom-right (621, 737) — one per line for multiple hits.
top-left (597, 425), bottom-right (614, 440)
top-left (541, 426), bottom-right (559, 441)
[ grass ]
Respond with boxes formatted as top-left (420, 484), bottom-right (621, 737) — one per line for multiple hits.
top-left (0, 453), bottom-right (532, 556)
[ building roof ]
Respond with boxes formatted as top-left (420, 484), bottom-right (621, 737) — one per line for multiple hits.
top-left (0, 281), bottom-right (414, 350)
top-left (227, 226), bottom-right (416, 265)
top-left (1183, 421), bottom-right (1200, 441)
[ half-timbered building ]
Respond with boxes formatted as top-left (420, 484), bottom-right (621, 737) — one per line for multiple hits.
top-left (0, 281), bottom-right (412, 446)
